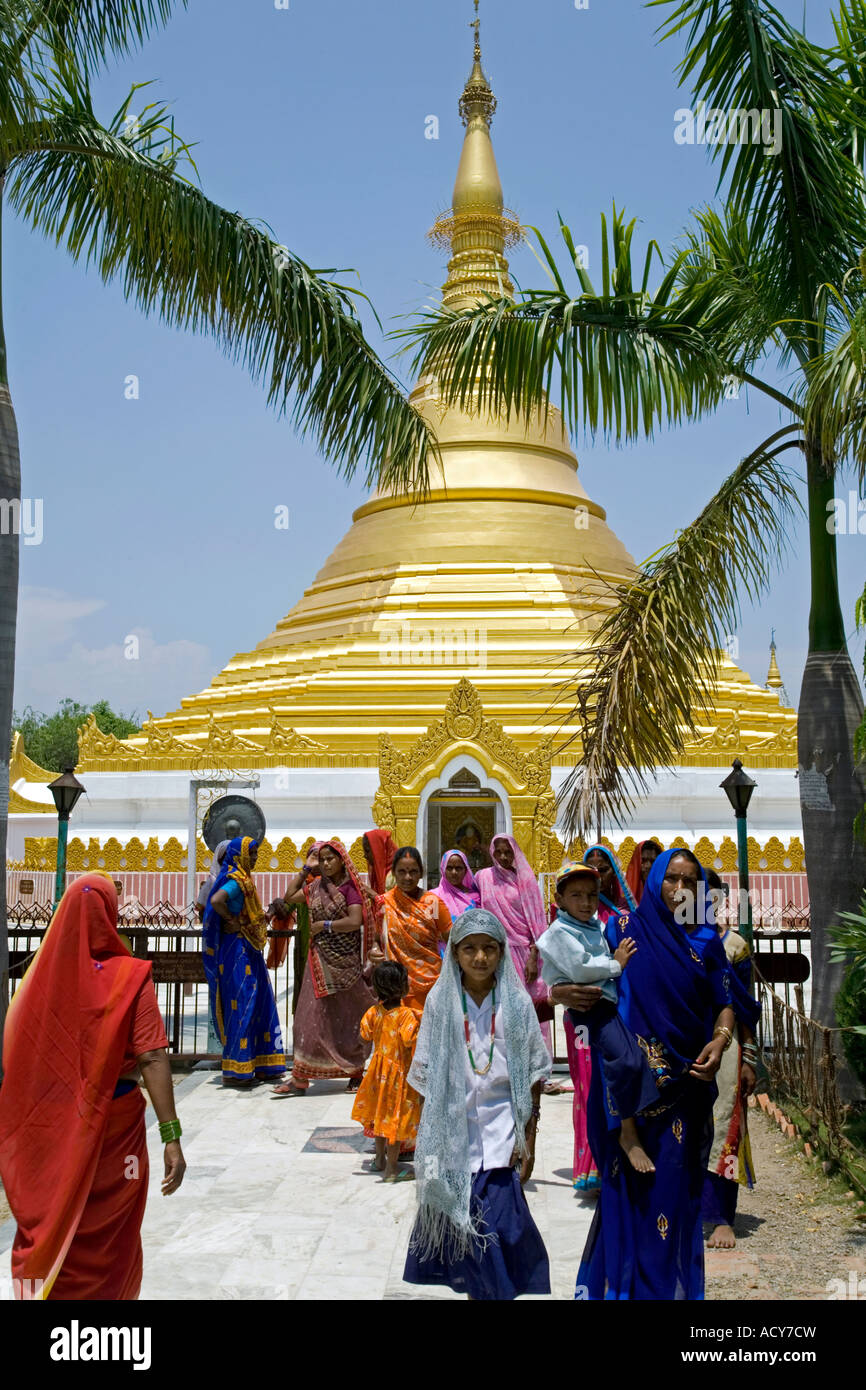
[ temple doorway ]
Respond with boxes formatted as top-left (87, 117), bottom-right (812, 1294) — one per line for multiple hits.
top-left (423, 766), bottom-right (506, 887)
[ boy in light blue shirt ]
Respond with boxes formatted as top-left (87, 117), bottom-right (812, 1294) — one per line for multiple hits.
top-left (536, 863), bottom-right (659, 1174)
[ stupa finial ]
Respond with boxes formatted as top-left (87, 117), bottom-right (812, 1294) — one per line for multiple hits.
top-left (428, 2), bottom-right (521, 311)
top-left (766, 630), bottom-right (789, 704)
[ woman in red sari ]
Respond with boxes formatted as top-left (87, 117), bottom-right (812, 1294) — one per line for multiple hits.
top-left (0, 873), bottom-right (185, 1300)
top-left (379, 847), bottom-right (452, 1016)
top-left (363, 828), bottom-right (397, 895)
top-left (272, 841), bottom-right (376, 1096)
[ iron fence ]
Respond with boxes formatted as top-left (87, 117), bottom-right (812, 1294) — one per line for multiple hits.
top-left (5, 906), bottom-right (298, 1062)
top-left (754, 971), bottom-right (846, 1155)
top-left (4, 902), bottom-right (814, 1072)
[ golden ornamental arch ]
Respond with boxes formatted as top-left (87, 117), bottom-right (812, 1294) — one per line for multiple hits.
top-left (372, 678), bottom-right (560, 873)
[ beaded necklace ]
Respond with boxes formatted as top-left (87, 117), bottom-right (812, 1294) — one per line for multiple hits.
top-left (461, 984), bottom-right (496, 1075)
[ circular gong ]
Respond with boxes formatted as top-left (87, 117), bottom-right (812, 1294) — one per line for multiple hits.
top-left (202, 794), bottom-right (266, 851)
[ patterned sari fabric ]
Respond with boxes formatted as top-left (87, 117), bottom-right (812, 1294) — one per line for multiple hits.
top-left (380, 886), bottom-right (452, 1014)
top-left (577, 850), bottom-right (732, 1300)
top-left (0, 874), bottom-right (157, 1300)
top-left (291, 842), bottom-right (376, 1085)
top-left (700, 927), bottom-right (757, 1224)
top-left (202, 837), bottom-right (286, 1082)
top-left (564, 1014), bottom-right (598, 1183)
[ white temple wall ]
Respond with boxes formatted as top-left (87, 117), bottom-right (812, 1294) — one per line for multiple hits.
top-left (9, 763), bottom-right (803, 861)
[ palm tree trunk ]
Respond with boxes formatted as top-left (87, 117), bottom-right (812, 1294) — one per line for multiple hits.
top-left (798, 444), bottom-right (866, 1059)
top-left (0, 172), bottom-right (20, 1072)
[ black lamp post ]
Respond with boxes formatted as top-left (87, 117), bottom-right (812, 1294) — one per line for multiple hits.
top-left (48, 766), bottom-right (86, 913)
top-left (720, 757), bottom-right (756, 947)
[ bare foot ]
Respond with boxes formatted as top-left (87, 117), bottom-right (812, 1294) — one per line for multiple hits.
top-left (619, 1118), bottom-right (655, 1173)
top-left (707, 1224), bottom-right (736, 1249)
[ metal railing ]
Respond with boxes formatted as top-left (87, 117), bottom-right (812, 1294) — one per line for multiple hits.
top-left (754, 972), bottom-right (846, 1155)
top-left (4, 902), bottom-right (814, 1073)
top-left (6, 906), bottom-right (298, 1062)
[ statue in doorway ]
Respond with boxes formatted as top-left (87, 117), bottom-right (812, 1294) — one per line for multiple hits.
top-left (454, 819), bottom-right (491, 872)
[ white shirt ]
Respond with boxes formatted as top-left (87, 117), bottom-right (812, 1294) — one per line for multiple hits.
top-left (464, 990), bottom-right (516, 1173)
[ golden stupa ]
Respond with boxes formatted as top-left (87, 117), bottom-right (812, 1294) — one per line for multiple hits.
top-left (56, 12), bottom-right (797, 875)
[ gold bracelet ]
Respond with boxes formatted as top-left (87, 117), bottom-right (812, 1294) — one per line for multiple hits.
top-left (713, 1026), bottom-right (733, 1050)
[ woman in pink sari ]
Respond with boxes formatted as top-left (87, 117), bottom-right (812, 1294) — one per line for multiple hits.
top-left (476, 835), bottom-right (552, 1054)
top-left (432, 849), bottom-right (481, 921)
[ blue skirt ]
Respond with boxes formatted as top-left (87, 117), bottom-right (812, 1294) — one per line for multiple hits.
top-left (403, 1167), bottom-right (550, 1301)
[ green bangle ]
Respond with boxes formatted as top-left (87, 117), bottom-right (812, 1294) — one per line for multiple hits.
top-left (159, 1119), bottom-right (182, 1144)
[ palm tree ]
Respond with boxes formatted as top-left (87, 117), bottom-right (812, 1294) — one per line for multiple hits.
top-left (0, 1), bottom-right (434, 1052)
top-left (410, 0), bottom-right (866, 1029)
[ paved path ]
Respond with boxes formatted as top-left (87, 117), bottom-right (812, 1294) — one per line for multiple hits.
top-left (5, 1072), bottom-right (859, 1300)
top-left (137, 1071), bottom-right (591, 1300)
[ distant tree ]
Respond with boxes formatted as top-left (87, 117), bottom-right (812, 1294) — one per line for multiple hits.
top-left (13, 699), bottom-right (140, 772)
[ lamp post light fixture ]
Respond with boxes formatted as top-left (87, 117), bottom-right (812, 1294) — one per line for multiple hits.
top-left (720, 757), bottom-right (756, 948)
top-left (48, 766), bottom-right (86, 913)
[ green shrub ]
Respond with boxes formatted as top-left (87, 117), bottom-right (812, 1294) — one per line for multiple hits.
top-left (836, 968), bottom-right (866, 1090)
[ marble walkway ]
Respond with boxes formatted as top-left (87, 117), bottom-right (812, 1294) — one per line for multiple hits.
top-left (135, 1069), bottom-right (591, 1300)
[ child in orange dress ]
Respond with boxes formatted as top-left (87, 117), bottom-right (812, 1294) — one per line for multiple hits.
top-left (352, 962), bottom-right (421, 1183)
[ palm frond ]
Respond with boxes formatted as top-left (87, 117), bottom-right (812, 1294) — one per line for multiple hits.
top-left (555, 431), bottom-right (803, 838)
top-left (6, 0), bottom-right (183, 70)
top-left (3, 81), bottom-right (434, 491)
top-left (677, 205), bottom-right (803, 382)
top-left (803, 257), bottom-right (866, 485)
top-left (653, 0), bottom-right (866, 328)
top-left (406, 208), bottom-right (732, 443)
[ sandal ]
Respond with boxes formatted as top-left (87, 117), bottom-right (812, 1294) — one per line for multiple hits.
top-left (382, 1168), bottom-right (415, 1183)
top-left (345, 1077), bottom-right (362, 1093)
top-left (272, 1081), bottom-right (306, 1097)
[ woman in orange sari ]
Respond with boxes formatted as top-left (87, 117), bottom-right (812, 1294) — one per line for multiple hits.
top-left (379, 847), bottom-right (452, 1016)
top-left (0, 874), bottom-right (186, 1300)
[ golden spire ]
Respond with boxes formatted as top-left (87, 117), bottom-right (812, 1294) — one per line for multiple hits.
top-left (429, 1), bottom-right (522, 311)
top-left (766, 630), bottom-right (790, 705)
top-left (766, 632), bottom-right (783, 689)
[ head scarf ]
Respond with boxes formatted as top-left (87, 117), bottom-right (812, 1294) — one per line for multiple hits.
top-left (614, 849), bottom-right (731, 1080)
top-left (314, 840), bottom-right (378, 960)
top-left (196, 839), bottom-right (230, 909)
top-left (624, 839), bottom-right (660, 906)
top-left (0, 874), bottom-right (153, 1298)
top-left (582, 844), bottom-right (637, 915)
top-left (480, 834), bottom-right (547, 939)
top-left (207, 837), bottom-right (268, 951)
top-left (433, 848), bottom-right (480, 918)
top-left (363, 829), bottom-right (397, 894)
top-left (408, 908), bottom-right (551, 1261)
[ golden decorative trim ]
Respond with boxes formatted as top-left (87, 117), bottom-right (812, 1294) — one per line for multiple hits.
top-left (17, 828), bottom-right (805, 876)
top-left (9, 787), bottom-right (54, 815)
top-left (76, 706), bottom-right (330, 772)
top-left (564, 833), bottom-right (805, 875)
top-left (10, 731), bottom-right (55, 784)
top-left (352, 486), bottom-right (607, 524)
top-left (374, 677), bottom-right (561, 873)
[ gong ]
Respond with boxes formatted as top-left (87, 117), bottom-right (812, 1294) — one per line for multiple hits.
top-left (201, 794), bottom-right (266, 851)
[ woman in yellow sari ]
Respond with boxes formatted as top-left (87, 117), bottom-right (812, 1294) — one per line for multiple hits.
top-left (379, 847), bottom-right (452, 1016)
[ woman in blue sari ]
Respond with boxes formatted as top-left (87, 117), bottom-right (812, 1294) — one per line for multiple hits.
top-left (203, 836), bottom-right (286, 1088)
top-left (576, 848), bottom-right (735, 1300)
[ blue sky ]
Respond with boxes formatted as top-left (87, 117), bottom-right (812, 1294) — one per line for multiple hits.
top-left (10, 0), bottom-right (863, 721)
